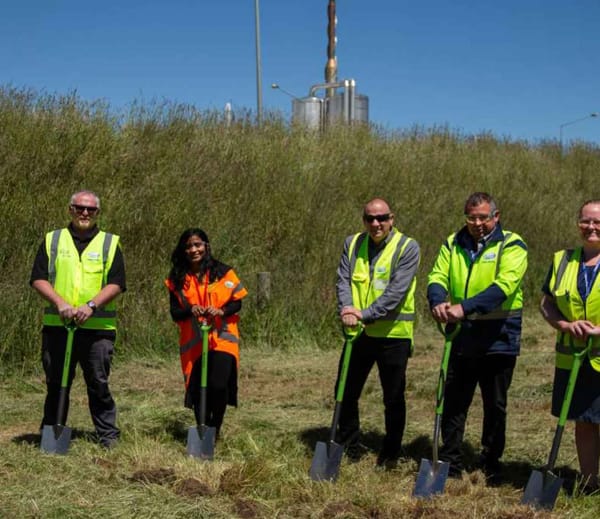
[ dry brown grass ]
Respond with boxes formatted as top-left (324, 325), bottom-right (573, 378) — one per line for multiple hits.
top-left (0, 317), bottom-right (597, 517)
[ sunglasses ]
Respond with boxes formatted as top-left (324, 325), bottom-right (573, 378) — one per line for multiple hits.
top-left (71, 204), bottom-right (99, 215)
top-left (364, 213), bottom-right (391, 223)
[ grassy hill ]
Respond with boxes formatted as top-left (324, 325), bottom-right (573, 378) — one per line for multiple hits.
top-left (1, 86), bottom-right (599, 371)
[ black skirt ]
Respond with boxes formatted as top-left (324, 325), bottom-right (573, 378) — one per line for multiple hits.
top-left (551, 356), bottom-right (600, 422)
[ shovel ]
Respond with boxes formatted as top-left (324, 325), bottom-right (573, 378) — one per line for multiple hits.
top-left (413, 322), bottom-right (461, 498)
top-left (309, 325), bottom-right (363, 482)
top-left (187, 321), bottom-right (217, 459)
top-left (521, 339), bottom-right (592, 510)
top-left (41, 322), bottom-right (77, 454)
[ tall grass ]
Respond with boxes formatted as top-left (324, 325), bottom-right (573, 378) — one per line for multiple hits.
top-left (1, 86), bottom-right (599, 372)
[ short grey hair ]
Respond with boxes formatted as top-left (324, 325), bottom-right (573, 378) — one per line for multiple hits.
top-left (70, 190), bottom-right (101, 209)
top-left (464, 192), bottom-right (497, 214)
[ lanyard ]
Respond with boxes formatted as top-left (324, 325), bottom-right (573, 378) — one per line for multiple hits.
top-left (582, 261), bottom-right (600, 300)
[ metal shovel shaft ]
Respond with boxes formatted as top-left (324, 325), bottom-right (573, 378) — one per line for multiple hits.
top-left (187, 322), bottom-right (216, 459)
top-left (521, 341), bottom-right (591, 509)
top-left (413, 323), bottom-right (460, 498)
top-left (309, 326), bottom-right (362, 482)
top-left (41, 324), bottom-right (76, 454)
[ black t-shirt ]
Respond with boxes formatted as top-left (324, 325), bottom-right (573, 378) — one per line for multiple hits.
top-left (30, 224), bottom-right (126, 289)
top-left (30, 224), bottom-right (126, 338)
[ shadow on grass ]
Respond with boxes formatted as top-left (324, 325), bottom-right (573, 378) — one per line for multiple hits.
top-left (298, 427), bottom-right (578, 492)
top-left (12, 427), bottom-right (97, 447)
top-left (298, 426), bottom-right (386, 458)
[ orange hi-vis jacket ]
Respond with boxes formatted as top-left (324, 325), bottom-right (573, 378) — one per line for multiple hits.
top-left (165, 268), bottom-right (248, 390)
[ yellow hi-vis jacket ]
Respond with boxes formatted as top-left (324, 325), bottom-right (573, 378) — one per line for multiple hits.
top-left (348, 230), bottom-right (416, 342)
top-left (42, 228), bottom-right (119, 330)
top-left (548, 247), bottom-right (600, 372)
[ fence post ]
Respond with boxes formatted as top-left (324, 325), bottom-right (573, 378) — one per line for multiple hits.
top-left (257, 272), bottom-right (271, 310)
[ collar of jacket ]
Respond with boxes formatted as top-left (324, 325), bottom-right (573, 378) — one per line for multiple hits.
top-left (455, 223), bottom-right (504, 252)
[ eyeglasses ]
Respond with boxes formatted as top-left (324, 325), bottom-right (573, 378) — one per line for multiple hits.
top-left (71, 204), bottom-right (99, 215)
top-left (465, 213), bottom-right (494, 224)
top-left (364, 213), bottom-right (391, 223)
top-left (578, 218), bottom-right (600, 228)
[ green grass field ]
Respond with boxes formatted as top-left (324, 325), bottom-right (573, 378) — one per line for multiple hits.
top-left (1, 317), bottom-right (597, 518)
top-left (1, 88), bottom-right (599, 517)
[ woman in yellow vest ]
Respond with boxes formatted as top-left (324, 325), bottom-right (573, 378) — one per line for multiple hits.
top-left (541, 199), bottom-right (600, 493)
top-left (165, 228), bottom-right (247, 439)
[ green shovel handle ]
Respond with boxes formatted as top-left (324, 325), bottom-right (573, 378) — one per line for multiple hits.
top-left (60, 322), bottom-right (77, 389)
top-left (200, 322), bottom-right (211, 388)
top-left (557, 338), bottom-right (592, 427)
top-left (435, 322), bottom-right (461, 415)
top-left (335, 324), bottom-right (364, 403)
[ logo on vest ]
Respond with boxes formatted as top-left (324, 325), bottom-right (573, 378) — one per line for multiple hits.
top-left (374, 279), bottom-right (388, 290)
top-left (483, 252), bottom-right (497, 261)
top-left (87, 252), bottom-right (101, 261)
top-left (375, 266), bottom-right (387, 273)
top-left (225, 281), bottom-right (235, 289)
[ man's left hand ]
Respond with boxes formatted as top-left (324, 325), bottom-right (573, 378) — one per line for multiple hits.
top-left (73, 304), bottom-right (94, 325)
top-left (445, 303), bottom-right (465, 322)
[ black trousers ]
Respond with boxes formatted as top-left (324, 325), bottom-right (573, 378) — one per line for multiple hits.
top-left (186, 350), bottom-right (237, 436)
top-left (335, 334), bottom-right (411, 454)
top-left (41, 328), bottom-right (119, 442)
top-left (440, 353), bottom-right (516, 470)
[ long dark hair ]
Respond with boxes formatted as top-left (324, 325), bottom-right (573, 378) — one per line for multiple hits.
top-left (168, 228), bottom-right (216, 290)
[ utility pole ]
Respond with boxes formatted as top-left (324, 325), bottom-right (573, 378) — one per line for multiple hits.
top-left (325, 0), bottom-right (337, 98)
top-left (254, 0), bottom-right (263, 125)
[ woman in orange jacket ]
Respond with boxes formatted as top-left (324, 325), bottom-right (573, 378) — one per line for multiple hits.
top-left (166, 228), bottom-right (248, 438)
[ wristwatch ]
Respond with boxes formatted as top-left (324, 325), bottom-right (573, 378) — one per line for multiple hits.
top-left (86, 300), bottom-right (98, 313)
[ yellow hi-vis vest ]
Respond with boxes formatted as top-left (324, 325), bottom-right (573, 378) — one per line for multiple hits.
top-left (348, 230), bottom-right (416, 341)
top-left (549, 247), bottom-right (600, 372)
top-left (428, 231), bottom-right (525, 320)
top-left (42, 228), bottom-right (119, 330)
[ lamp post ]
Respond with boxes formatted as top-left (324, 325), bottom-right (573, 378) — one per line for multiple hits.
top-left (254, 0), bottom-right (263, 125)
top-left (271, 83), bottom-right (300, 101)
top-left (559, 112), bottom-right (598, 149)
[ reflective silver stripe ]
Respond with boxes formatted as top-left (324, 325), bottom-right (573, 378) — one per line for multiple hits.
top-left (379, 311), bottom-right (415, 322)
top-left (232, 282), bottom-right (245, 295)
top-left (45, 307), bottom-right (116, 318)
top-left (556, 343), bottom-right (584, 354)
top-left (101, 233), bottom-right (114, 287)
top-left (556, 343), bottom-right (600, 357)
top-left (553, 249), bottom-right (575, 293)
top-left (495, 232), bottom-right (512, 277)
top-left (467, 309), bottom-right (522, 320)
top-left (348, 233), bottom-right (368, 273)
top-left (216, 330), bottom-right (240, 343)
top-left (48, 229), bottom-right (62, 285)
top-left (179, 318), bottom-right (202, 354)
top-left (179, 337), bottom-right (199, 355)
top-left (391, 234), bottom-right (409, 267)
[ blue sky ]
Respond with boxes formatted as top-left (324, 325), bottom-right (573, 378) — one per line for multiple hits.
top-left (2, 1), bottom-right (599, 144)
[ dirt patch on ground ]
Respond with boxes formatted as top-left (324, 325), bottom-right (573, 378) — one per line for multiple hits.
top-left (173, 477), bottom-right (214, 498)
top-left (321, 501), bottom-right (364, 518)
top-left (234, 497), bottom-right (264, 518)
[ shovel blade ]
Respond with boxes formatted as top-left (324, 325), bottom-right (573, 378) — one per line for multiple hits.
top-left (186, 425), bottom-right (216, 460)
top-left (309, 440), bottom-right (344, 482)
top-left (521, 469), bottom-right (563, 510)
top-left (413, 458), bottom-right (450, 498)
top-left (40, 424), bottom-right (72, 455)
